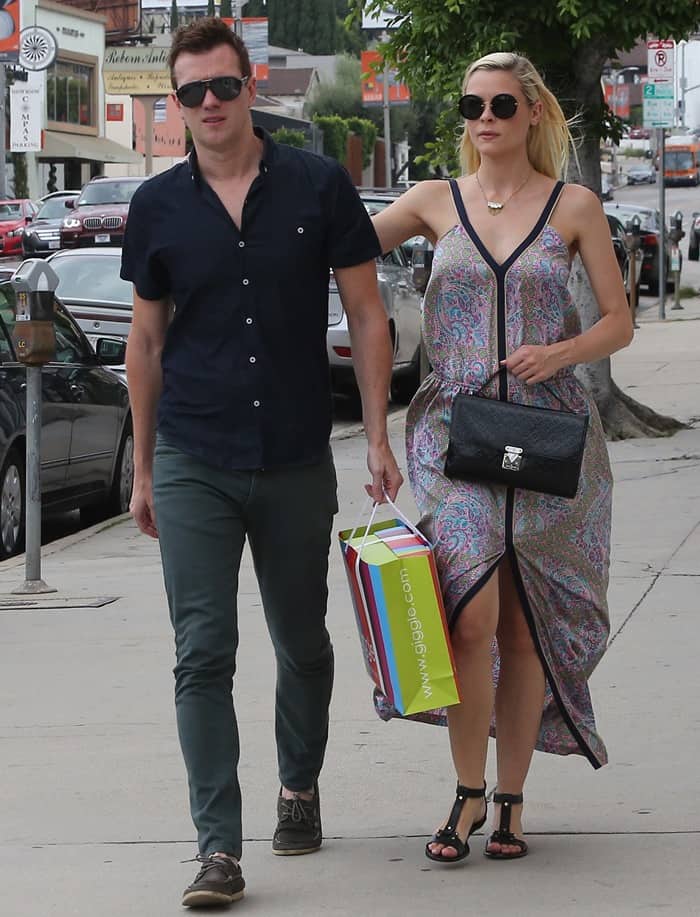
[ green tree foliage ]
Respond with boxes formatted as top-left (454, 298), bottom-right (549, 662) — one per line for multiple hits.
top-left (313, 114), bottom-right (349, 162)
top-left (170, 0), bottom-right (179, 30)
top-left (244, 0), bottom-right (267, 14)
top-left (267, 0), bottom-right (337, 53)
top-left (347, 116), bottom-right (377, 168)
top-left (308, 54), bottom-right (364, 118)
top-left (361, 0), bottom-right (700, 189)
top-left (11, 153), bottom-right (28, 199)
top-left (272, 127), bottom-right (307, 147)
top-left (220, 0), bottom-right (232, 18)
top-left (207, 0), bottom-right (215, 16)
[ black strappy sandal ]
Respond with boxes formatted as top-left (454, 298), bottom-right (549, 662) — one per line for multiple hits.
top-left (425, 782), bottom-right (487, 864)
top-left (484, 792), bottom-right (528, 860)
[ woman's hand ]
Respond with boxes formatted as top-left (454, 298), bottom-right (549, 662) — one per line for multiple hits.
top-left (501, 343), bottom-right (567, 385)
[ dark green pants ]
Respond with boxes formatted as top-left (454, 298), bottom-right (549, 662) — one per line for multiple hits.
top-left (153, 439), bottom-right (337, 859)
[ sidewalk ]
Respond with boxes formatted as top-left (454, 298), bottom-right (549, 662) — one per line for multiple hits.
top-left (1, 315), bottom-right (699, 916)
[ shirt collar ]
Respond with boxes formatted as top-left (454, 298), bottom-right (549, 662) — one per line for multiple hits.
top-left (187, 125), bottom-right (276, 184)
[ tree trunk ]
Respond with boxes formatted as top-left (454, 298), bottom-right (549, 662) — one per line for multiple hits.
top-left (563, 42), bottom-right (686, 440)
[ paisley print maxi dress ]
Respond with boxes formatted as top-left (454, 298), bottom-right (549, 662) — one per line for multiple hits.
top-left (379, 180), bottom-right (611, 768)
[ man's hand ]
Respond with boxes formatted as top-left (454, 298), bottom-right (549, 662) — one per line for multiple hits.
top-left (130, 476), bottom-right (158, 539)
top-left (366, 441), bottom-right (404, 503)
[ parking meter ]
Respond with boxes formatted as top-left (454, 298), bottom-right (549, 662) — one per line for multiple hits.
top-left (9, 260), bottom-right (60, 595)
top-left (411, 237), bottom-right (434, 295)
top-left (669, 211), bottom-right (684, 312)
top-left (10, 259), bottom-right (59, 365)
top-left (669, 210), bottom-right (685, 246)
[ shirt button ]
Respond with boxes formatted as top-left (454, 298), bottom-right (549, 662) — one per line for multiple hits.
top-left (297, 226), bottom-right (304, 234)
top-left (249, 356), bottom-right (256, 363)
top-left (242, 278), bottom-right (250, 286)
top-left (253, 400), bottom-right (261, 407)
top-left (245, 317), bottom-right (253, 325)
top-left (239, 241), bottom-right (245, 248)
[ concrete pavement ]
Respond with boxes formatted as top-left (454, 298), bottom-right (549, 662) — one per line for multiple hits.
top-left (1, 307), bottom-right (699, 916)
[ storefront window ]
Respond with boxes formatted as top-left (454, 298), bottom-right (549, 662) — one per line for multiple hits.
top-left (46, 60), bottom-right (94, 127)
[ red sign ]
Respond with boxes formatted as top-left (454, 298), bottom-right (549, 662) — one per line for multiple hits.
top-left (0, 0), bottom-right (21, 63)
top-left (361, 50), bottom-right (410, 105)
top-left (106, 103), bottom-right (124, 122)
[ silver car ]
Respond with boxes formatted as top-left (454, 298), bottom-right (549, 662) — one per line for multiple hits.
top-left (327, 244), bottom-right (422, 404)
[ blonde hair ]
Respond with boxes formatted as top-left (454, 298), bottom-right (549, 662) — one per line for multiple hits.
top-left (458, 52), bottom-right (574, 179)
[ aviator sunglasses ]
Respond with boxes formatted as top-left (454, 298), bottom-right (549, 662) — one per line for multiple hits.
top-left (458, 93), bottom-right (519, 121)
top-left (176, 75), bottom-right (249, 108)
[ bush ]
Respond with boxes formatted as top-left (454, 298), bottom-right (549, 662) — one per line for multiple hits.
top-left (313, 114), bottom-right (349, 164)
top-left (272, 128), bottom-right (306, 149)
top-left (346, 117), bottom-right (377, 169)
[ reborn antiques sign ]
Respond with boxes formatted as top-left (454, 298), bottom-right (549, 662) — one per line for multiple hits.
top-left (10, 83), bottom-right (42, 152)
top-left (102, 46), bottom-right (172, 96)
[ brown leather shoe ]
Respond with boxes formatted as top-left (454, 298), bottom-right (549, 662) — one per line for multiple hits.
top-left (272, 782), bottom-right (322, 855)
top-left (181, 854), bottom-right (245, 908)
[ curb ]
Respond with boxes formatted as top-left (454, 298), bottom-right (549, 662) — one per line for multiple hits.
top-left (0, 513), bottom-right (132, 571)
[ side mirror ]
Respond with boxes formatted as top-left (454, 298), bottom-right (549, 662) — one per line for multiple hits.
top-left (65, 198), bottom-right (75, 209)
top-left (95, 337), bottom-right (126, 365)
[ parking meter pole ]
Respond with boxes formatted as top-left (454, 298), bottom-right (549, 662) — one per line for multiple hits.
top-left (658, 130), bottom-right (666, 320)
top-left (382, 57), bottom-right (391, 189)
top-left (14, 367), bottom-right (56, 593)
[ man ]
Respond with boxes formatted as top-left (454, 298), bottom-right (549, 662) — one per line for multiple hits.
top-left (121, 17), bottom-right (402, 910)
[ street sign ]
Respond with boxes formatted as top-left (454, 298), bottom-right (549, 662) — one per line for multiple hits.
top-left (647, 39), bottom-right (675, 82)
top-left (643, 82), bottom-right (674, 128)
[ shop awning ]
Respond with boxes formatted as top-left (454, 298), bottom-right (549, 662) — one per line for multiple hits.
top-left (38, 131), bottom-right (144, 164)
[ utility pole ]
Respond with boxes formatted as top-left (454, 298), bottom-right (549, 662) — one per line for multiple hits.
top-left (0, 65), bottom-right (7, 198)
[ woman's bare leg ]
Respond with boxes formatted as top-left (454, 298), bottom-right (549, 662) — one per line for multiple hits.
top-left (428, 570), bottom-right (499, 859)
top-left (488, 559), bottom-right (545, 855)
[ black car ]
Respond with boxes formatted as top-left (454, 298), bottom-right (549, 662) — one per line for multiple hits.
top-left (603, 202), bottom-right (679, 295)
top-left (0, 282), bottom-right (133, 559)
top-left (21, 192), bottom-right (79, 258)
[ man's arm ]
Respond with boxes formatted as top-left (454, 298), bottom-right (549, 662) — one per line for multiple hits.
top-left (333, 260), bottom-right (403, 502)
top-left (125, 290), bottom-right (171, 538)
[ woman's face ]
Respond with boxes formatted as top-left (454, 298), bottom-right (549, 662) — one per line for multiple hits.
top-left (463, 69), bottom-right (541, 161)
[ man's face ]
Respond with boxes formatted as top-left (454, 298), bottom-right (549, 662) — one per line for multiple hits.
top-left (172, 44), bottom-right (256, 153)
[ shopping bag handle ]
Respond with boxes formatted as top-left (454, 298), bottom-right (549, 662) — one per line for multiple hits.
top-left (347, 492), bottom-right (430, 561)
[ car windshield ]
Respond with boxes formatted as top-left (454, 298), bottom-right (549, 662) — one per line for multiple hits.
top-left (77, 181), bottom-right (142, 206)
top-left (666, 151), bottom-right (694, 170)
top-left (37, 198), bottom-right (75, 219)
top-left (51, 254), bottom-right (133, 305)
top-left (0, 203), bottom-right (21, 221)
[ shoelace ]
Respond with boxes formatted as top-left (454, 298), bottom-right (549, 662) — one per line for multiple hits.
top-left (278, 795), bottom-right (313, 824)
top-left (181, 853), bottom-right (238, 879)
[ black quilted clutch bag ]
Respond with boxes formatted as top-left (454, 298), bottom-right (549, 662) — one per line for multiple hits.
top-left (444, 371), bottom-right (589, 499)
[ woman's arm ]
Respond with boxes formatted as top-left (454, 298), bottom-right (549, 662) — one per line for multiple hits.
top-left (371, 180), bottom-right (444, 253)
top-left (504, 185), bottom-right (634, 384)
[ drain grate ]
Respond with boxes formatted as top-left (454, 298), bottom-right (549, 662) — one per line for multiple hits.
top-left (0, 595), bottom-right (119, 612)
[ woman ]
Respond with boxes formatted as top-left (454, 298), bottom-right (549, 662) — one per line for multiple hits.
top-left (372, 52), bottom-right (633, 863)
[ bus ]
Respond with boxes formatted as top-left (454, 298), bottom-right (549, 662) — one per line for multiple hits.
top-left (664, 139), bottom-right (700, 186)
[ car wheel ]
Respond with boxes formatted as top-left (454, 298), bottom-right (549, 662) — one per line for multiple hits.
top-left (0, 449), bottom-right (25, 560)
top-left (110, 420), bottom-right (134, 515)
top-left (390, 348), bottom-right (421, 405)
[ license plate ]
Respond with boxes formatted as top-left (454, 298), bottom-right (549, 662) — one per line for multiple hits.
top-left (95, 233), bottom-right (111, 243)
top-left (48, 241), bottom-right (59, 249)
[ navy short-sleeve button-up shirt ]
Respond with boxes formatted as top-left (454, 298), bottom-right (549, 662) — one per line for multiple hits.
top-left (121, 128), bottom-right (381, 470)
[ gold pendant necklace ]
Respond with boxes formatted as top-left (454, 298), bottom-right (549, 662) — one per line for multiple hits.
top-left (475, 169), bottom-right (533, 215)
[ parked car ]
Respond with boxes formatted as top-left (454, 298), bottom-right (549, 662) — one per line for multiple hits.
top-left (328, 244), bottom-right (422, 404)
top-left (626, 164), bottom-right (656, 185)
top-left (0, 199), bottom-right (39, 256)
top-left (360, 191), bottom-right (428, 262)
top-left (21, 193), bottom-right (79, 257)
top-left (46, 248), bottom-right (133, 348)
top-left (603, 202), bottom-right (679, 294)
top-left (0, 280), bottom-right (133, 559)
top-left (37, 189), bottom-right (81, 204)
top-left (60, 176), bottom-right (144, 249)
top-left (607, 214), bottom-right (643, 301)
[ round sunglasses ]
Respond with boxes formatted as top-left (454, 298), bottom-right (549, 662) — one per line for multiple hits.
top-left (458, 93), bottom-right (519, 121)
top-left (176, 75), bottom-right (249, 108)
